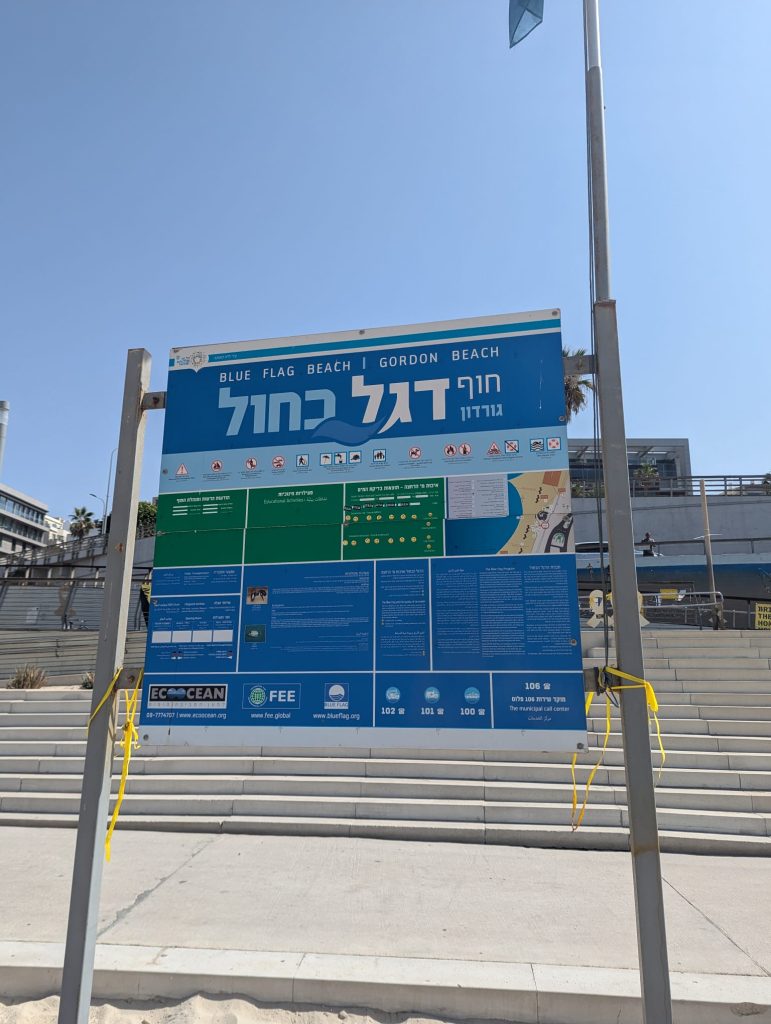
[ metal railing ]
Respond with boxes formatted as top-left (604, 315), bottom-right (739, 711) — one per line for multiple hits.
top-left (571, 474), bottom-right (771, 499)
top-left (579, 589), bottom-right (770, 630)
top-left (648, 536), bottom-right (771, 556)
top-left (0, 522), bottom-right (156, 575)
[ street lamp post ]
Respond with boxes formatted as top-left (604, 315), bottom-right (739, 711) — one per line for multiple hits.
top-left (88, 494), bottom-right (107, 536)
top-left (89, 448), bottom-right (118, 537)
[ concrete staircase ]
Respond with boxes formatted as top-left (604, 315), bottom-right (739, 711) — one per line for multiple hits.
top-left (0, 630), bottom-right (146, 686)
top-left (0, 584), bottom-right (145, 633)
top-left (1, 629), bottom-right (770, 854)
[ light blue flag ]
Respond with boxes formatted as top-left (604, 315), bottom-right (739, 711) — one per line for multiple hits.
top-left (509, 0), bottom-right (544, 47)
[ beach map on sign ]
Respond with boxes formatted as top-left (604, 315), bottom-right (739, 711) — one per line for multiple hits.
top-left (502, 469), bottom-right (572, 555)
top-left (443, 470), bottom-right (573, 559)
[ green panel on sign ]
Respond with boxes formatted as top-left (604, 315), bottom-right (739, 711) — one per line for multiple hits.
top-left (343, 520), bottom-right (443, 560)
top-left (157, 490), bottom-right (247, 533)
top-left (345, 478), bottom-right (445, 519)
top-left (154, 529), bottom-right (245, 567)
top-left (247, 484), bottom-right (344, 529)
top-left (244, 524), bottom-right (341, 564)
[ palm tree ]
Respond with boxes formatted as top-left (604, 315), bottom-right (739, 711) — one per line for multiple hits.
top-left (563, 347), bottom-right (594, 421)
top-left (69, 506), bottom-right (96, 541)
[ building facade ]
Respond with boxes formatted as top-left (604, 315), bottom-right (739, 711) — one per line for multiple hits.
top-left (0, 484), bottom-right (48, 557)
top-left (569, 438), bottom-right (692, 494)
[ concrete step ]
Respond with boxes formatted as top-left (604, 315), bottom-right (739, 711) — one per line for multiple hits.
top-left (587, 646), bottom-right (764, 660)
top-left (2, 703), bottom-right (754, 729)
top-left (641, 634), bottom-right (754, 646)
top-left (588, 715), bottom-right (771, 737)
top-left (4, 728), bottom-right (771, 759)
top-left (630, 690), bottom-right (771, 706)
top-left (1, 753), bottom-right (770, 792)
top-left (4, 731), bottom-right (771, 762)
top-left (586, 730), bottom-right (771, 753)
top-left (689, 692), bottom-right (771, 707)
top-left (0, 791), bottom-right (767, 838)
top-left (681, 669), bottom-right (771, 682)
top-left (0, 741), bottom-right (86, 756)
top-left (0, 713), bottom-right (88, 727)
top-left (0, 727), bottom-right (87, 741)
top-left (0, 701), bottom-right (91, 715)
top-left (644, 668), bottom-right (771, 681)
top-left (0, 791), bottom-right (610, 825)
top-left (1, 809), bottom-right (768, 854)
top-left (588, 702), bottom-right (771, 722)
top-left (0, 689), bottom-right (91, 701)
top-left (650, 678), bottom-right (771, 693)
top-left (3, 772), bottom-right (770, 814)
top-left (663, 658), bottom-right (771, 669)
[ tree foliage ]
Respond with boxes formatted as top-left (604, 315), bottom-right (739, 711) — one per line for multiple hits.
top-left (69, 506), bottom-right (95, 540)
top-left (136, 500), bottom-right (157, 534)
top-left (562, 347), bottom-right (594, 422)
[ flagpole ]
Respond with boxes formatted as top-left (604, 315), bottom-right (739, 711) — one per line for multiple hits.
top-left (582, 1), bottom-right (673, 1020)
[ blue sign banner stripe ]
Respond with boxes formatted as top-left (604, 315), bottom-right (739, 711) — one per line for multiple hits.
top-left (169, 319), bottom-right (561, 368)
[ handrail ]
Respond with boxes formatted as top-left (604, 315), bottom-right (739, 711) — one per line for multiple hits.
top-left (572, 474), bottom-right (771, 499)
top-left (0, 522), bottom-right (157, 572)
top-left (650, 537), bottom-right (771, 556)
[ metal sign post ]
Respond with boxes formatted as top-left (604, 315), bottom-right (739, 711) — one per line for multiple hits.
top-left (584, 1), bottom-right (673, 1020)
top-left (58, 349), bottom-right (153, 1024)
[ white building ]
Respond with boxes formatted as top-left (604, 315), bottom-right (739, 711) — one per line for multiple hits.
top-left (44, 514), bottom-right (69, 546)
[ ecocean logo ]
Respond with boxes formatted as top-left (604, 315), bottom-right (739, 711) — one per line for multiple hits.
top-left (147, 684), bottom-right (227, 708)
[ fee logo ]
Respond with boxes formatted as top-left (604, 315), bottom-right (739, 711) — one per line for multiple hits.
top-left (242, 683), bottom-right (301, 710)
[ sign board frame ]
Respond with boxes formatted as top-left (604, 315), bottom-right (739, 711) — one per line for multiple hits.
top-left (139, 310), bottom-right (587, 753)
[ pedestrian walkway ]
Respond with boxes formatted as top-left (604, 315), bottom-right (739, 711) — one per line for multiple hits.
top-left (1, 827), bottom-right (769, 1021)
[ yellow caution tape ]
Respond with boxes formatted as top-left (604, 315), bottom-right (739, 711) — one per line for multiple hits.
top-left (86, 667), bottom-right (122, 732)
top-left (570, 690), bottom-right (595, 824)
top-left (602, 666), bottom-right (666, 777)
top-left (570, 666), bottom-right (666, 831)
top-left (104, 669), bottom-right (143, 861)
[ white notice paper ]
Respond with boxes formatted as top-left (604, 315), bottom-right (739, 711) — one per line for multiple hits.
top-left (446, 474), bottom-right (510, 520)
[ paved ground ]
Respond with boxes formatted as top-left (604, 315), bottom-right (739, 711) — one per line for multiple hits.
top-left (2, 826), bottom-right (770, 979)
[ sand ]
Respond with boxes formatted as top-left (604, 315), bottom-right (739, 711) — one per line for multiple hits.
top-left (0, 998), bottom-right (449, 1024)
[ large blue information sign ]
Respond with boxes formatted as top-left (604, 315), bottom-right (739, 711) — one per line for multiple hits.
top-left (139, 310), bottom-right (587, 750)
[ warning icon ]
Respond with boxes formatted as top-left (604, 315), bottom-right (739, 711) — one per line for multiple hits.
top-left (487, 442), bottom-right (502, 456)
top-left (175, 464), bottom-right (189, 477)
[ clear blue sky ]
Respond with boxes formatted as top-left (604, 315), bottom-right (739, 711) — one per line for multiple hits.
top-left (2, 1), bottom-right (769, 519)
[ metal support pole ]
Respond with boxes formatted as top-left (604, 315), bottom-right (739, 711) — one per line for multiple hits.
top-left (700, 479), bottom-right (722, 629)
top-left (583, 2), bottom-right (673, 1021)
top-left (58, 349), bottom-right (152, 1024)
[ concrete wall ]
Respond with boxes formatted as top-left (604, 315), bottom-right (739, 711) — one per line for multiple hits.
top-left (573, 496), bottom-right (771, 554)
